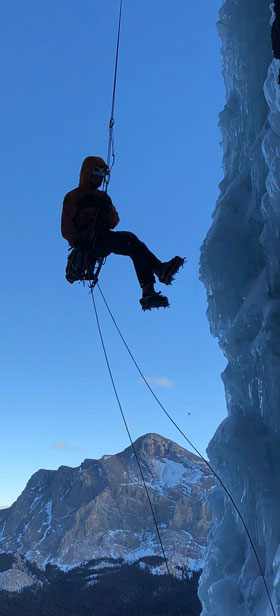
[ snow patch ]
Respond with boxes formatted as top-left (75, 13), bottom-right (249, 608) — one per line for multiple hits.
top-left (37, 500), bottom-right (53, 545)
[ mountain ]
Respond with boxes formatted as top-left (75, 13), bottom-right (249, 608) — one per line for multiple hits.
top-left (0, 434), bottom-right (215, 574)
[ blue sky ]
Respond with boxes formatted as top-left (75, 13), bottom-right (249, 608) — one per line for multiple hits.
top-left (1, 0), bottom-right (226, 506)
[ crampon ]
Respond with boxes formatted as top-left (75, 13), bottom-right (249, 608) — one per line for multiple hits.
top-left (157, 256), bottom-right (185, 285)
top-left (140, 291), bottom-right (170, 311)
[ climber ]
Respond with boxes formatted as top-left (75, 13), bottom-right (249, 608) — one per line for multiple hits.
top-left (61, 156), bottom-right (184, 310)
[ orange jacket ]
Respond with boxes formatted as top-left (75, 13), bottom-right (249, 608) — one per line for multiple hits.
top-left (61, 157), bottom-right (120, 247)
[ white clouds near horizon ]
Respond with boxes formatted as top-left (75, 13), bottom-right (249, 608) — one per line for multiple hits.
top-left (139, 377), bottom-right (175, 389)
top-left (50, 442), bottom-right (82, 452)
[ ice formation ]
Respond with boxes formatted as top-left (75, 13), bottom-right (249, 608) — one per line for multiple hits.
top-left (199, 1), bottom-right (280, 615)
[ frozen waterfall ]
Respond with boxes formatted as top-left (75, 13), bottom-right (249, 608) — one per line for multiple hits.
top-left (199, 1), bottom-right (280, 615)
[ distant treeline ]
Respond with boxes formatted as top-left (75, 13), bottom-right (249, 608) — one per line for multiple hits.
top-left (0, 556), bottom-right (202, 616)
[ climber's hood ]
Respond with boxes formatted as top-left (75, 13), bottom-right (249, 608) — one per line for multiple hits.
top-left (79, 156), bottom-right (108, 189)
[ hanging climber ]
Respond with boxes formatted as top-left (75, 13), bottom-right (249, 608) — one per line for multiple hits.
top-left (61, 156), bottom-right (184, 310)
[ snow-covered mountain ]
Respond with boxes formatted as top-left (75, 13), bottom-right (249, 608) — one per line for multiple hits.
top-left (199, 1), bottom-right (280, 615)
top-left (0, 434), bottom-right (214, 572)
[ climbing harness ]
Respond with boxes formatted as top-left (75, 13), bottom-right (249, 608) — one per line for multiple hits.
top-left (92, 283), bottom-right (277, 616)
top-left (65, 246), bottom-right (106, 286)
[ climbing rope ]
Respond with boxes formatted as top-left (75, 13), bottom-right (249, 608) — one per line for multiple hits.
top-left (106, 0), bottom-right (123, 176)
top-left (86, 0), bottom-right (123, 286)
top-left (90, 288), bottom-right (171, 577)
top-left (94, 283), bottom-right (276, 616)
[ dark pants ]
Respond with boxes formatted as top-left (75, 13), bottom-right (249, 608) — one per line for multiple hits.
top-left (95, 230), bottom-right (162, 287)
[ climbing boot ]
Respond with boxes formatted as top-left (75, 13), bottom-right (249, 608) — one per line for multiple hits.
top-left (140, 291), bottom-right (169, 311)
top-left (156, 256), bottom-right (185, 285)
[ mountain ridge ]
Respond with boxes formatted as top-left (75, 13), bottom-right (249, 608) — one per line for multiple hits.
top-left (0, 433), bottom-right (215, 572)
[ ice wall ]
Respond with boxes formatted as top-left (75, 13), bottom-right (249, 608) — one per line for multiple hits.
top-left (199, 1), bottom-right (280, 615)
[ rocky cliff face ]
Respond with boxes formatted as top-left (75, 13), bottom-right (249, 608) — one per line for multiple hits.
top-left (0, 434), bottom-right (214, 570)
top-left (199, 1), bottom-right (280, 615)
